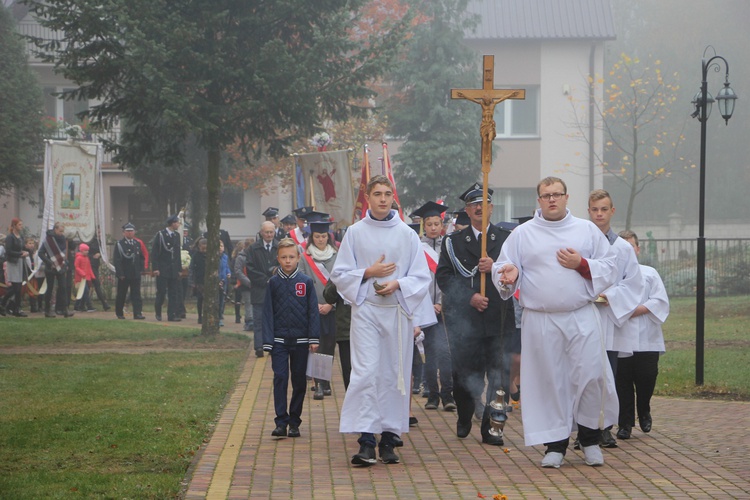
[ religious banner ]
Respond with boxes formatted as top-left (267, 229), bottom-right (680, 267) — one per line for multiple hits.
top-left (295, 149), bottom-right (355, 229)
top-left (42, 140), bottom-right (102, 243)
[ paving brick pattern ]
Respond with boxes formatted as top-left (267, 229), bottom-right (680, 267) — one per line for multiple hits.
top-left (184, 349), bottom-right (750, 499)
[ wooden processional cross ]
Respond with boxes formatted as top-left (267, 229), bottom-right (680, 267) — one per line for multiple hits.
top-left (451, 55), bottom-right (525, 296)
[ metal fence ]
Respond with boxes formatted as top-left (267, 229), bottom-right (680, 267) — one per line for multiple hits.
top-left (640, 238), bottom-right (750, 297)
top-left (96, 238), bottom-right (750, 300)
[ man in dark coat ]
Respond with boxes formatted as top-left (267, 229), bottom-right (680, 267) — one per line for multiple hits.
top-left (113, 222), bottom-right (146, 320)
top-left (151, 215), bottom-right (183, 321)
top-left (38, 222), bottom-right (74, 318)
top-left (246, 221), bottom-right (279, 357)
top-left (436, 183), bottom-right (516, 447)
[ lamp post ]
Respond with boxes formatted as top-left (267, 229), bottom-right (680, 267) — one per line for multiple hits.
top-left (690, 47), bottom-right (737, 386)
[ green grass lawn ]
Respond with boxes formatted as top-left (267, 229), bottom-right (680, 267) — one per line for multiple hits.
top-left (0, 318), bottom-right (249, 499)
top-left (658, 295), bottom-right (749, 400)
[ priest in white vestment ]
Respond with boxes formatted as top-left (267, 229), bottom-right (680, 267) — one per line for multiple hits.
top-left (493, 177), bottom-right (619, 469)
top-left (331, 175), bottom-right (435, 466)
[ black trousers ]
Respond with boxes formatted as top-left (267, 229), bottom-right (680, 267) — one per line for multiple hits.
top-left (271, 343), bottom-right (308, 427)
top-left (545, 425), bottom-right (600, 454)
top-left (116, 276), bottom-right (142, 317)
top-left (155, 275), bottom-right (179, 319)
top-left (448, 331), bottom-right (504, 427)
top-left (44, 272), bottom-right (69, 312)
top-left (616, 352), bottom-right (659, 427)
top-left (423, 319), bottom-right (453, 399)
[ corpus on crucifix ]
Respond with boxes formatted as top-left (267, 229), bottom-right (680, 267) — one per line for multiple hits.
top-left (451, 55), bottom-right (525, 295)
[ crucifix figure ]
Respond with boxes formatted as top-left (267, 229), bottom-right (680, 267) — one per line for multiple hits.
top-left (452, 55), bottom-right (525, 295)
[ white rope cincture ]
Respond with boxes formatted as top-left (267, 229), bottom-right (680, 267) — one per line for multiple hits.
top-left (368, 300), bottom-right (412, 396)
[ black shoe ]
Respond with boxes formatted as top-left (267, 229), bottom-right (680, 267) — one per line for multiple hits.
top-left (117, 315), bottom-right (126, 320)
top-left (271, 425), bottom-right (287, 437)
top-left (392, 435), bottom-right (403, 448)
top-left (379, 444), bottom-right (400, 464)
top-left (482, 433), bottom-right (504, 446)
top-left (600, 428), bottom-right (618, 448)
top-left (63, 310), bottom-right (74, 318)
top-left (510, 387), bottom-right (521, 402)
top-left (425, 395), bottom-right (439, 410)
top-left (456, 420), bottom-right (472, 438)
top-left (45, 311), bottom-right (56, 318)
top-left (103, 304), bottom-right (111, 311)
top-left (351, 444), bottom-right (376, 466)
top-left (13, 311), bottom-right (28, 317)
top-left (168, 317), bottom-right (181, 322)
top-left (616, 425), bottom-right (632, 440)
top-left (639, 413), bottom-right (652, 433)
top-left (235, 317), bottom-right (241, 324)
top-left (322, 384), bottom-right (332, 396)
top-left (313, 384), bottom-right (325, 400)
top-left (442, 396), bottom-right (457, 412)
top-left (574, 438), bottom-right (581, 450)
top-left (288, 425), bottom-right (300, 438)
top-left (134, 315), bottom-right (146, 320)
top-left (155, 314), bottom-right (162, 321)
top-left (409, 416), bottom-right (418, 427)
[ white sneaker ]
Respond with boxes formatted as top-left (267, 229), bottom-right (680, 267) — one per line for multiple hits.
top-left (541, 451), bottom-right (564, 468)
top-left (583, 444), bottom-right (604, 466)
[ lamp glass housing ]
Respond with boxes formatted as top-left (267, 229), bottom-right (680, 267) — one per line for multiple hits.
top-left (716, 83), bottom-right (737, 123)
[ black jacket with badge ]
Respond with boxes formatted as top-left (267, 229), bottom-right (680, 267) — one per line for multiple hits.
top-left (113, 237), bottom-right (145, 280)
top-left (436, 224), bottom-right (515, 338)
top-left (150, 228), bottom-right (182, 279)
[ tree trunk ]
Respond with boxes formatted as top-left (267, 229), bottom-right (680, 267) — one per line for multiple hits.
top-left (201, 147), bottom-right (222, 336)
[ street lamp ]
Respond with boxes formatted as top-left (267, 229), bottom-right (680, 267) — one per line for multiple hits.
top-left (690, 47), bottom-right (737, 386)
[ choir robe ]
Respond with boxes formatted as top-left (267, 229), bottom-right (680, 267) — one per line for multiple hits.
top-left (633, 265), bottom-right (669, 353)
top-left (491, 208), bottom-right (619, 446)
top-left (331, 210), bottom-right (435, 436)
top-left (598, 231), bottom-right (644, 357)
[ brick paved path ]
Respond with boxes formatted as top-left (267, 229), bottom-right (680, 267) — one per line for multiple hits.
top-left (184, 349), bottom-right (750, 499)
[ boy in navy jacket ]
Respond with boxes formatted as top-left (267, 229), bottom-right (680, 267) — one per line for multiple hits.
top-left (263, 238), bottom-right (320, 438)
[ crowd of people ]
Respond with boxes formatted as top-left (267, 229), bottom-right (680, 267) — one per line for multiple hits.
top-left (0, 175), bottom-right (669, 470)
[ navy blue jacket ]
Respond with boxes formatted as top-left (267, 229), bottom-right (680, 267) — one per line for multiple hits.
top-left (262, 267), bottom-right (320, 351)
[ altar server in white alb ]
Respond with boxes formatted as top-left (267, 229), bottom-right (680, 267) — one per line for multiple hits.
top-left (587, 189), bottom-right (644, 449)
top-left (331, 175), bottom-right (435, 467)
top-left (492, 177), bottom-right (619, 469)
top-left (615, 230), bottom-right (669, 440)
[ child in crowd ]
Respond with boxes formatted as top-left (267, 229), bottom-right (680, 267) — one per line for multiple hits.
top-left (189, 238), bottom-right (207, 324)
top-left (230, 240), bottom-right (249, 324)
top-left (74, 243), bottom-right (96, 312)
top-left (263, 238), bottom-right (320, 438)
top-left (23, 238), bottom-right (42, 313)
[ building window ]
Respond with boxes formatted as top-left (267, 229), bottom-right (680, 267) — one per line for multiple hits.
top-left (220, 189), bottom-right (244, 217)
top-left (43, 86), bottom-right (88, 125)
top-left (495, 86), bottom-right (539, 138)
top-left (490, 188), bottom-right (537, 223)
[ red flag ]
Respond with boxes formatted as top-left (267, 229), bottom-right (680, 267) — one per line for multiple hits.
top-left (382, 142), bottom-right (403, 220)
top-left (352, 144), bottom-right (370, 222)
